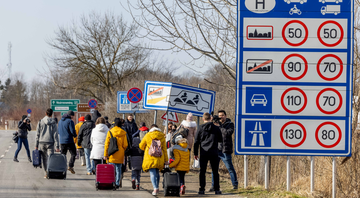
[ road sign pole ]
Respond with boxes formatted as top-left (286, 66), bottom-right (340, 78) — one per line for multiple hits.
top-left (287, 156), bottom-right (291, 191)
top-left (166, 111), bottom-right (168, 134)
top-left (122, 113), bottom-right (125, 119)
top-left (265, 155), bottom-right (269, 190)
top-left (311, 156), bottom-right (314, 192)
top-left (154, 110), bottom-right (157, 124)
top-left (134, 112), bottom-right (136, 122)
top-left (333, 157), bottom-right (336, 198)
top-left (244, 155), bottom-right (248, 188)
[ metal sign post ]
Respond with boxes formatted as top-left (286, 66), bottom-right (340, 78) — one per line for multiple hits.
top-left (154, 110), bottom-right (157, 125)
top-left (287, 156), bottom-right (291, 191)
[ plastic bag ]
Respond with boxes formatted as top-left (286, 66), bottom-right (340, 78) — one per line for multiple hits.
top-left (192, 158), bottom-right (200, 169)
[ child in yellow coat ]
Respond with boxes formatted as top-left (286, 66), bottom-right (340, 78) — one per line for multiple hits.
top-left (169, 136), bottom-right (190, 195)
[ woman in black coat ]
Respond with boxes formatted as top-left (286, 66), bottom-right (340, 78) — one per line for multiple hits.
top-left (14, 115), bottom-right (32, 162)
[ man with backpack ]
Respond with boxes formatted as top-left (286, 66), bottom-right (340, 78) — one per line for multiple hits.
top-left (35, 108), bottom-right (60, 178)
top-left (193, 112), bottom-right (223, 195)
top-left (78, 114), bottom-right (95, 175)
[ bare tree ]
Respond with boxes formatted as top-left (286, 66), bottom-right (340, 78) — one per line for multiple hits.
top-left (127, 0), bottom-right (237, 82)
top-left (46, 12), bottom-right (152, 103)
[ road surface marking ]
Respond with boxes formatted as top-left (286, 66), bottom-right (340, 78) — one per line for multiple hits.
top-left (0, 155), bottom-right (4, 158)
top-left (148, 87), bottom-right (164, 95)
top-left (5, 150), bottom-right (8, 153)
top-left (8, 146), bottom-right (11, 148)
top-left (247, 59), bottom-right (273, 73)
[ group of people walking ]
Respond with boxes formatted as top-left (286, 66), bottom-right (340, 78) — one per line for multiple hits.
top-left (13, 107), bottom-right (238, 196)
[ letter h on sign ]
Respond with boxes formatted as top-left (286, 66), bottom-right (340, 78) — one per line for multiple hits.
top-left (256, 0), bottom-right (265, 9)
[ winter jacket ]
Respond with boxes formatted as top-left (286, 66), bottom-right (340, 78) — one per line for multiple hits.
top-left (90, 123), bottom-right (109, 160)
top-left (91, 110), bottom-right (101, 123)
top-left (58, 114), bottom-right (76, 144)
top-left (193, 122), bottom-right (222, 156)
top-left (74, 122), bottom-right (84, 149)
top-left (139, 127), bottom-right (168, 172)
top-left (179, 120), bottom-right (197, 149)
top-left (35, 116), bottom-right (59, 149)
top-left (78, 120), bottom-right (95, 149)
top-left (218, 118), bottom-right (234, 154)
top-left (132, 126), bottom-right (149, 140)
top-left (18, 121), bottom-right (31, 138)
top-left (104, 126), bottom-right (128, 164)
top-left (124, 119), bottom-right (138, 137)
top-left (169, 141), bottom-right (190, 173)
top-left (130, 137), bottom-right (144, 171)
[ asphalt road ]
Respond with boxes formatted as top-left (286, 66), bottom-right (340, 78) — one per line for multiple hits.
top-left (0, 130), bottom-right (154, 198)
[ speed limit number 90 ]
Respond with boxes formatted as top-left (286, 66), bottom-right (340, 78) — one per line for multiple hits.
top-left (282, 20), bottom-right (309, 46)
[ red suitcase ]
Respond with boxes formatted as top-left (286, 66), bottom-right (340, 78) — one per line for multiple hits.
top-left (95, 162), bottom-right (116, 190)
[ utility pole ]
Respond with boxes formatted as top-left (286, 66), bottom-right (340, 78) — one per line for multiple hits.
top-left (7, 42), bottom-right (12, 79)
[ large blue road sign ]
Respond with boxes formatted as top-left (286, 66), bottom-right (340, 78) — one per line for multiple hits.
top-left (143, 81), bottom-right (216, 117)
top-left (117, 91), bottom-right (148, 113)
top-left (236, 0), bottom-right (353, 156)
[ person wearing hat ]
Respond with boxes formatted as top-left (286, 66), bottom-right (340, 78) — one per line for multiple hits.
top-left (132, 122), bottom-right (149, 141)
top-left (74, 116), bottom-right (85, 166)
top-left (179, 113), bottom-right (197, 152)
top-left (58, 110), bottom-right (77, 174)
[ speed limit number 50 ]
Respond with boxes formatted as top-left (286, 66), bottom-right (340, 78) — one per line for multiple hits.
top-left (282, 20), bottom-right (308, 46)
top-left (318, 20), bottom-right (344, 47)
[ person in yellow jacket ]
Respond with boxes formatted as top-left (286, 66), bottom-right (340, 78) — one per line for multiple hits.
top-left (104, 118), bottom-right (128, 189)
top-left (169, 136), bottom-right (190, 195)
top-left (74, 116), bottom-right (85, 166)
top-left (139, 124), bottom-right (169, 196)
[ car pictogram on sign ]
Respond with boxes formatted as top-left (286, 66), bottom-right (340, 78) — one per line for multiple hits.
top-left (285, 0), bottom-right (307, 4)
top-left (250, 94), bottom-right (267, 106)
top-left (168, 90), bottom-right (209, 111)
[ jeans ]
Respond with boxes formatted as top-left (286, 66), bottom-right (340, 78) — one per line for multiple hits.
top-left (149, 168), bottom-right (160, 189)
top-left (109, 163), bottom-right (122, 186)
top-left (177, 171), bottom-right (186, 186)
top-left (211, 151), bottom-right (238, 187)
top-left (84, 148), bottom-right (94, 173)
top-left (131, 170), bottom-right (141, 185)
top-left (200, 150), bottom-right (220, 191)
top-left (78, 148), bottom-right (85, 156)
top-left (39, 143), bottom-right (55, 174)
top-left (61, 143), bottom-right (77, 168)
top-left (14, 137), bottom-right (31, 159)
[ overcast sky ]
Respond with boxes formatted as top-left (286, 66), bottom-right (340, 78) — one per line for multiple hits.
top-left (0, 0), bottom-right (195, 83)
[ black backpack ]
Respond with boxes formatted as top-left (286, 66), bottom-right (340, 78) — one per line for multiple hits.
top-left (107, 131), bottom-right (119, 156)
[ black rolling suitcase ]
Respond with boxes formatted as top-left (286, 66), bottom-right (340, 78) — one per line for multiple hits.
top-left (47, 153), bottom-right (67, 179)
top-left (32, 150), bottom-right (42, 168)
top-left (163, 171), bottom-right (181, 196)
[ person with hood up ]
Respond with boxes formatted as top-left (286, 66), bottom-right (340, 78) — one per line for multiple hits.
top-left (124, 114), bottom-right (138, 138)
top-left (104, 116), bottom-right (111, 128)
top-left (104, 118), bottom-right (128, 189)
top-left (35, 108), bottom-right (60, 178)
top-left (139, 124), bottom-right (169, 196)
top-left (179, 113), bottom-right (197, 152)
top-left (90, 117), bottom-right (109, 173)
top-left (78, 114), bottom-right (95, 175)
top-left (74, 116), bottom-right (85, 166)
top-left (129, 136), bottom-right (144, 190)
top-left (132, 122), bottom-right (149, 140)
top-left (92, 110), bottom-right (102, 123)
top-left (14, 115), bottom-right (32, 162)
top-left (169, 136), bottom-right (190, 195)
top-left (193, 112), bottom-right (222, 195)
top-left (58, 110), bottom-right (77, 174)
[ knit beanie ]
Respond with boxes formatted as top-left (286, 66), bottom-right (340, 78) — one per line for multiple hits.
top-left (85, 114), bottom-right (91, 121)
top-left (79, 116), bottom-right (85, 122)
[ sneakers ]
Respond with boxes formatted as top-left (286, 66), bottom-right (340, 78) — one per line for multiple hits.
top-left (152, 189), bottom-right (158, 196)
top-left (180, 185), bottom-right (186, 195)
top-left (233, 185), bottom-right (238, 190)
top-left (215, 191), bottom-right (222, 194)
top-left (13, 158), bottom-right (19, 162)
top-left (28, 157), bottom-right (32, 162)
top-left (208, 186), bottom-right (214, 192)
top-left (86, 172), bottom-right (92, 175)
top-left (136, 185), bottom-right (140, 190)
top-left (68, 167), bottom-right (75, 174)
top-left (198, 190), bottom-right (205, 195)
top-left (132, 179), bottom-right (136, 189)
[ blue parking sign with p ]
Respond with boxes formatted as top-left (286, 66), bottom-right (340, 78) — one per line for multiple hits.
top-left (246, 87), bottom-right (272, 113)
